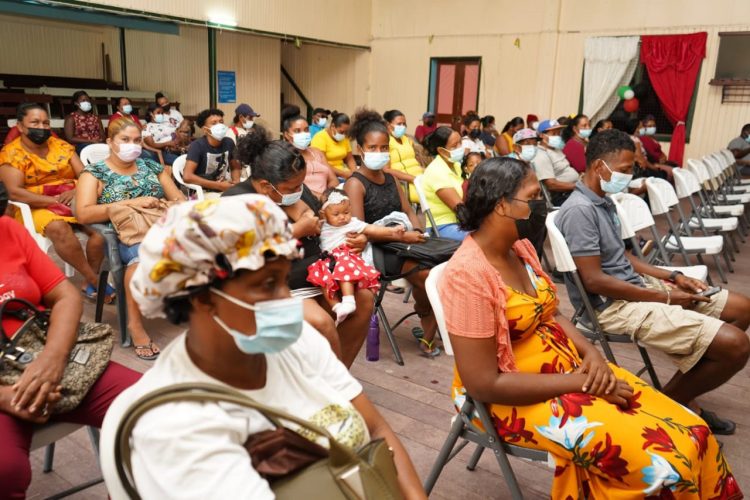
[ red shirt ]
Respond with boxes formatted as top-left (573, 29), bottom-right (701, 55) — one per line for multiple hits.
top-left (415, 124), bottom-right (437, 143)
top-left (3, 126), bottom-right (59, 146)
top-left (0, 217), bottom-right (65, 338)
top-left (108, 111), bottom-right (142, 128)
top-left (640, 135), bottom-right (665, 164)
top-left (562, 138), bottom-right (587, 173)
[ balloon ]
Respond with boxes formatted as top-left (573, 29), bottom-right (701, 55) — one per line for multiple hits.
top-left (623, 98), bottom-right (640, 113)
top-left (617, 85), bottom-right (632, 99)
top-left (623, 89), bottom-right (635, 100)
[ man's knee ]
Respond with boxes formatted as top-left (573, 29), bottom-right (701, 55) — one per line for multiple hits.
top-left (726, 291), bottom-right (750, 330)
top-left (714, 324), bottom-right (750, 370)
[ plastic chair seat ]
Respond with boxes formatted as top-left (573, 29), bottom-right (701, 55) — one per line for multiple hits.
top-left (712, 204), bottom-right (744, 216)
top-left (665, 235), bottom-right (723, 255)
top-left (689, 216), bottom-right (738, 232)
top-left (657, 265), bottom-right (708, 283)
top-left (723, 193), bottom-right (750, 204)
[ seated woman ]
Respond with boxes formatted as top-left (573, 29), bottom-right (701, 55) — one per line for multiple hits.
top-left (441, 157), bottom-right (741, 499)
top-left (344, 109), bottom-right (441, 357)
top-left (64, 90), bottom-right (105, 155)
top-left (383, 109), bottom-right (424, 204)
top-left (0, 192), bottom-right (141, 497)
top-left (0, 103), bottom-right (110, 302)
top-left (280, 108), bottom-right (338, 199)
top-left (310, 111), bottom-right (357, 179)
top-left (621, 117), bottom-right (672, 180)
top-left (561, 113), bottom-right (591, 173)
top-left (101, 194), bottom-right (425, 499)
top-left (75, 117), bottom-right (186, 360)
top-left (496, 116), bottom-right (524, 156)
top-left (590, 118), bottom-right (613, 140)
top-left (421, 126), bottom-right (469, 241)
top-left (224, 125), bottom-right (374, 368)
top-left (142, 103), bottom-right (180, 166)
top-left (460, 114), bottom-right (491, 158)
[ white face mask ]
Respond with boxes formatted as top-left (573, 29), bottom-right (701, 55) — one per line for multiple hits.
top-left (209, 123), bottom-right (228, 140)
top-left (362, 152), bottom-right (390, 170)
top-left (122, 104), bottom-right (133, 115)
top-left (291, 132), bottom-right (312, 150)
top-left (316, 117), bottom-right (328, 127)
top-left (520, 145), bottom-right (537, 162)
top-left (243, 119), bottom-right (255, 130)
top-left (333, 131), bottom-right (346, 142)
top-left (645, 126), bottom-right (656, 136)
top-left (113, 143), bottom-right (142, 162)
top-left (78, 101), bottom-right (92, 113)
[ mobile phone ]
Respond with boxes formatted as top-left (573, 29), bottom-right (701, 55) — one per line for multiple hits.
top-left (697, 286), bottom-right (721, 298)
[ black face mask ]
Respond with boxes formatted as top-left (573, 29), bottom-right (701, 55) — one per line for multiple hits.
top-left (513, 199), bottom-right (549, 243)
top-left (161, 103), bottom-right (171, 112)
top-left (469, 129), bottom-right (481, 139)
top-left (0, 181), bottom-right (8, 216)
top-left (424, 119), bottom-right (434, 127)
top-left (26, 127), bottom-right (52, 145)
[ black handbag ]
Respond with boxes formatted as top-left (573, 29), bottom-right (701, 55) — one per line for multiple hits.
top-left (376, 237), bottom-right (460, 269)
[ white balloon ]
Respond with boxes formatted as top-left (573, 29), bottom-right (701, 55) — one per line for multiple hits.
top-left (624, 89), bottom-right (635, 100)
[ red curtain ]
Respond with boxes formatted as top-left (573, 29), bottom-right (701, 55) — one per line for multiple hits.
top-left (640, 32), bottom-right (707, 165)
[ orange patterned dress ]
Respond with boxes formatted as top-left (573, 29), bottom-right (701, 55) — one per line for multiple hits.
top-left (441, 236), bottom-right (741, 499)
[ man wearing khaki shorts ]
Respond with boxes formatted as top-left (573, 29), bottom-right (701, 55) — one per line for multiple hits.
top-left (557, 129), bottom-right (750, 435)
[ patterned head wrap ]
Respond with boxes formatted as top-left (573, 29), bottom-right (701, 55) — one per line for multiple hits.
top-left (131, 194), bottom-right (300, 318)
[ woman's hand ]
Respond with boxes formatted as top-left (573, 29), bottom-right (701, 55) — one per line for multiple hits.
top-left (599, 379), bottom-right (635, 409)
top-left (1, 383), bottom-right (62, 424)
top-left (10, 351), bottom-right (67, 415)
top-left (575, 348), bottom-right (616, 396)
top-left (345, 232), bottom-right (368, 254)
top-left (137, 196), bottom-right (161, 209)
top-left (401, 230), bottom-right (426, 244)
top-left (56, 188), bottom-right (76, 206)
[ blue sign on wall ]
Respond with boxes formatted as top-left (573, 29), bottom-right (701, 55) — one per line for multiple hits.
top-left (217, 71), bottom-right (236, 103)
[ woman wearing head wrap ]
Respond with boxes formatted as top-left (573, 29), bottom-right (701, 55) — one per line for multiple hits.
top-left (100, 194), bottom-right (425, 499)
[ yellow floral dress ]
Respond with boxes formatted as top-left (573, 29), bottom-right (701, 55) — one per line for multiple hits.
top-left (450, 265), bottom-right (740, 499)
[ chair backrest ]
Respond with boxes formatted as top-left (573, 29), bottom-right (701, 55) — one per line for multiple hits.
top-left (610, 192), bottom-right (656, 233)
top-left (545, 211), bottom-right (577, 273)
top-left (645, 177), bottom-right (679, 215)
top-left (672, 167), bottom-right (700, 198)
top-left (171, 154), bottom-right (204, 200)
top-left (702, 155), bottom-right (723, 179)
top-left (413, 175), bottom-right (439, 236)
top-left (686, 159), bottom-right (710, 184)
top-left (425, 262), bottom-right (454, 356)
top-left (80, 143), bottom-right (111, 165)
top-left (720, 149), bottom-right (735, 166)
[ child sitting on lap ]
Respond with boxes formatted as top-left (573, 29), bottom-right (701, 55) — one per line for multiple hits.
top-left (307, 188), bottom-right (404, 324)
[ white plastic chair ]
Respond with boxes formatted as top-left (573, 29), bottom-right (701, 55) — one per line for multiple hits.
top-left (425, 262), bottom-right (453, 356)
top-left (79, 143), bottom-right (111, 165)
top-left (8, 200), bottom-right (74, 277)
top-left (171, 154), bottom-right (205, 200)
top-left (685, 159), bottom-right (746, 218)
top-left (413, 175), bottom-right (438, 237)
top-left (645, 177), bottom-right (728, 283)
top-left (704, 155), bottom-right (750, 203)
top-left (609, 191), bottom-right (708, 282)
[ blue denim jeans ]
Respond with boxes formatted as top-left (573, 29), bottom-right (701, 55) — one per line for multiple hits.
top-left (118, 242), bottom-right (141, 266)
top-left (436, 223), bottom-right (469, 241)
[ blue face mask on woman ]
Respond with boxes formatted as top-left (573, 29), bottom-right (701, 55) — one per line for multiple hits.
top-left (392, 124), bottom-right (407, 139)
top-left (211, 288), bottom-right (304, 354)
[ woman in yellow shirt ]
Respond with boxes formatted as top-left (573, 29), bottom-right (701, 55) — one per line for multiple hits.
top-left (310, 111), bottom-right (356, 178)
top-left (496, 116), bottom-right (524, 156)
top-left (383, 109), bottom-right (424, 204)
top-left (422, 126), bottom-right (469, 241)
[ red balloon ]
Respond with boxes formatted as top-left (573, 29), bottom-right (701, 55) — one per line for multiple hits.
top-left (623, 97), bottom-right (639, 113)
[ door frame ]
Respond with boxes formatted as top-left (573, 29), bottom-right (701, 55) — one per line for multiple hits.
top-left (427, 56), bottom-right (482, 128)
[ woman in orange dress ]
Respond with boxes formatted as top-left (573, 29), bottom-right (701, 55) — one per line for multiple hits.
top-left (439, 157), bottom-right (741, 499)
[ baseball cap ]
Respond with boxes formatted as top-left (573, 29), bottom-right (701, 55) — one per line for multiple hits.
top-left (422, 111), bottom-right (435, 119)
top-left (537, 119), bottom-right (564, 134)
top-left (235, 103), bottom-right (260, 117)
top-left (513, 128), bottom-right (539, 143)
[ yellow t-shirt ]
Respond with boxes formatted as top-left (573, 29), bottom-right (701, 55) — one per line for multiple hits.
top-left (422, 155), bottom-right (464, 227)
top-left (311, 129), bottom-right (351, 172)
top-left (389, 135), bottom-right (423, 203)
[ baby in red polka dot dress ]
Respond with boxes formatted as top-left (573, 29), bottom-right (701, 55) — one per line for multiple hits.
top-left (306, 189), bottom-right (405, 324)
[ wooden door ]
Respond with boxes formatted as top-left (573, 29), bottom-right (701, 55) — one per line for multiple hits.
top-left (433, 58), bottom-right (481, 131)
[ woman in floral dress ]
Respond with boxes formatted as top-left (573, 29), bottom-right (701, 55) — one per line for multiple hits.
top-left (440, 157), bottom-right (740, 499)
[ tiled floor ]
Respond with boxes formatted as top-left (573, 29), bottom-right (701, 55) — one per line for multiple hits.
top-left (25, 220), bottom-right (750, 499)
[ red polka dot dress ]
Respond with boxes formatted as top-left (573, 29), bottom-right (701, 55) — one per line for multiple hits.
top-left (306, 244), bottom-right (381, 299)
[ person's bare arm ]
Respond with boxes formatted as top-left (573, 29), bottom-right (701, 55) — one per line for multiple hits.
top-left (384, 167), bottom-right (415, 183)
top-left (326, 165), bottom-right (339, 189)
top-left (63, 115), bottom-right (79, 144)
top-left (435, 187), bottom-right (463, 211)
top-left (97, 117), bottom-right (106, 142)
top-left (182, 159), bottom-right (232, 192)
top-left (0, 165), bottom-right (57, 208)
top-left (69, 153), bottom-right (86, 177)
top-left (543, 178), bottom-right (576, 193)
top-left (229, 159), bottom-right (241, 183)
top-left (731, 146), bottom-right (750, 160)
top-left (159, 169), bottom-right (187, 202)
top-left (344, 176), bottom-right (367, 220)
top-left (344, 152), bottom-right (357, 173)
top-left (352, 394), bottom-right (426, 500)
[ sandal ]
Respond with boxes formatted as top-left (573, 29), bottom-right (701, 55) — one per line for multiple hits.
top-left (411, 327), bottom-right (424, 340)
top-left (386, 284), bottom-right (405, 294)
top-left (700, 409), bottom-right (736, 435)
top-left (418, 338), bottom-right (441, 358)
top-left (81, 284), bottom-right (117, 304)
top-left (134, 342), bottom-right (160, 361)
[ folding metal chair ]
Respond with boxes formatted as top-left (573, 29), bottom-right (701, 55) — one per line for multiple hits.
top-left (685, 159), bottom-right (749, 226)
top-left (645, 177), bottom-right (728, 283)
top-left (546, 211), bottom-right (662, 388)
top-left (423, 263), bottom-right (548, 499)
top-left (31, 423), bottom-right (102, 499)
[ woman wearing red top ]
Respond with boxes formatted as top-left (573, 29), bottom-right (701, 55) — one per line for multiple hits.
top-left (0, 182), bottom-right (141, 497)
top-left (561, 114), bottom-right (590, 173)
top-left (64, 90), bottom-right (105, 155)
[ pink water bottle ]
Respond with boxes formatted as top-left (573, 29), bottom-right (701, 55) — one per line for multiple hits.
top-left (366, 314), bottom-right (380, 361)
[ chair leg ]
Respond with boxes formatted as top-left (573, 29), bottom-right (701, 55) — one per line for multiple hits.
top-left (637, 345), bottom-right (662, 391)
top-left (475, 402), bottom-right (525, 500)
top-left (113, 268), bottom-right (131, 347)
top-left (94, 270), bottom-right (109, 323)
top-left (403, 285), bottom-right (413, 304)
top-left (87, 427), bottom-right (101, 466)
top-left (376, 305), bottom-right (404, 366)
top-left (466, 444), bottom-right (485, 471)
top-left (424, 411), bottom-right (468, 494)
top-left (711, 254), bottom-right (728, 284)
top-left (43, 443), bottom-right (55, 473)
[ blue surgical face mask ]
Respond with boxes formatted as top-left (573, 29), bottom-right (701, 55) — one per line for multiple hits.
top-left (578, 128), bottom-right (592, 139)
top-left (122, 104), bottom-right (133, 115)
top-left (638, 127), bottom-right (647, 136)
top-left (442, 146), bottom-right (464, 164)
top-left (211, 289), bottom-right (303, 354)
top-left (333, 131), bottom-right (346, 142)
top-left (363, 151), bottom-right (390, 170)
top-left (520, 145), bottom-right (537, 162)
top-left (316, 117), bottom-right (328, 127)
top-left (392, 124), bottom-right (407, 139)
top-left (645, 126), bottom-right (657, 136)
top-left (745, 135), bottom-right (750, 144)
top-left (547, 135), bottom-right (564, 150)
top-left (599, 160), bottom-right (633, 194)
top-left (271, 184), bottom-right (304, 206)
top-left (154, 114), bottom-right (166, 124)
top-left (291, 131), bottom-right (311, 150)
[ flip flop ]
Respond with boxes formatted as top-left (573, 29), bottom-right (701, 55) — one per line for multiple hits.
top-left (411, 327), bottom-right (424, 340)
top-left (418, 338), bottom-right (441, 358)
top-left (134, 342), bottom-right (160, 361)
top-left (700, 409), bottom-right (736, 435)
top-left (81, 283), bottom-right (117, 304)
